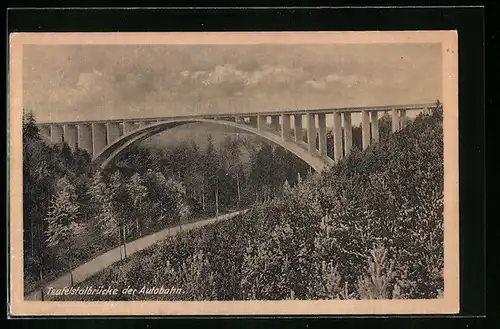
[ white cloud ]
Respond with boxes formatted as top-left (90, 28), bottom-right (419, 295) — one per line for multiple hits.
top-left (24, 44), bottom-right (442, 122)
top-left (192, 70), bottom-right (207, 80)
top-left (323, 74), bottom-right (342, 83)
top-left (305, 73), bottom-right (376, 90)
top-left (46, 70), bottom-right (119, 114)
top-left (246, 65), bottom-right (306, 86)
top-left (305, 79), bottom-right (327, 90)
top-left (179, 64), bottom-right (307, 88)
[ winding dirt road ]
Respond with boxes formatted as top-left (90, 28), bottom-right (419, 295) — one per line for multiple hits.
top-left (25, 210), bottom-right (248, 301)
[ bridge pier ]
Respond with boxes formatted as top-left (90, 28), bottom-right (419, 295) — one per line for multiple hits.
top-left (77, 124), bottom-right (92, 155)
top-left (281, 114), bottom-right (291, 141)
top-left (92, 123), bottom-right (107, 156)
top-left (39, 125), bottom-right (50, 139)
top-left (371, 111), bottom-right (379, 143)
top-left (307, 113), bottom-right (316, 154)
top-left (249, 116), bottom-right (257, 128)
top-left (400, 109), bottom-right (408, 128)
top-left (294, 114), bottom-right (303, 142)
top-left (361, 110), bottom-right (371, 150)
top-left (270, 115), bottom-right (280, 131)
top-left (50, 125), bottom-right (63, 144)
top-left (391, 109), bottom-right (399, 132)
top-left (63, 124), bottom-right (77, 151)
top-left (107, 122), bottom-right (121, 144)
top-left (318, 113), bottom-right (327, 156)
top-left (333, 112), bottom-right (343, 161)
top-left (343, 112), bottom-right (352, 157)
top-left (257, 115), bottom-right (267, 131)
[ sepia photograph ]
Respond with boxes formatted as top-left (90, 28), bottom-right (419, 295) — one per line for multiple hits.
top-left (9, 31), bottom-right (459, 316)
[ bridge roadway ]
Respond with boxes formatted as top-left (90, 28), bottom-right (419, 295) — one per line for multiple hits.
top-left (36, 103), bottom-right (436, 172)
top-left (25, 209), bottom-right (248, 301)
top-left (36, 103), bottom-right (433, 126)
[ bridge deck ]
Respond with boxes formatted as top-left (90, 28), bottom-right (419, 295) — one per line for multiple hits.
top-left (36, 102), bottom-right (436, 125)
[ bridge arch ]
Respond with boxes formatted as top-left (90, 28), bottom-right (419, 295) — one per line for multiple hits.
top-left (92, 119), bottom-right (332, 172)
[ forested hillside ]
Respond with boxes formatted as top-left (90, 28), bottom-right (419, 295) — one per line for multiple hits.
top-left (22, 112), bottom-right (310, 296)
top-left (50, 103), bottom-right (444, 301)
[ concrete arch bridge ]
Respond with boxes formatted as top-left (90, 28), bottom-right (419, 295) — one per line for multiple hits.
top-left (37, 103), bottom-right (435, 173)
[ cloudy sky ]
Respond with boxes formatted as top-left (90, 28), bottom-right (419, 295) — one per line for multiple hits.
top-left (23, 43), bottom-right (442, 123)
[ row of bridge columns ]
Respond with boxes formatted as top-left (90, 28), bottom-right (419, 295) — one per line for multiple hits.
top-left (39, 107), bottom-right (415, 160)
top-left (249, 108), bottom-right (412, 161)
top-left (39, 120), bottom-right (166, 156)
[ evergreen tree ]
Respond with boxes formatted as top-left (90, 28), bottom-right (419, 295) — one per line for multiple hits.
top-left (249, 143), bottom-right (274, 201)
top-left (22, 110), bottom-right (41, 142)
top-left (88, 170), bottom-right (119, 254)
top-left (22, 111), bottom-right (66, 297)
top-left (126, 173), bottom-right (148, 235)
top-left (165, 177), bottom-right (191, 222)
top-left (185, 140), bottom-right (203, 201)
top-left (87, 170), bottom-right (109, 221)
top-left (44, 176), bottom-right (84, 285)
top-left (221, 136), bottom-right (244, 208)
top-left (203, 135), bottom-right (219, 214)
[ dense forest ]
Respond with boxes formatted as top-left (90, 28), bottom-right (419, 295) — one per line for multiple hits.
top-left (37, 102), bottom-right (444, 301)
top-left (22, 113), bottom-right (310, 296)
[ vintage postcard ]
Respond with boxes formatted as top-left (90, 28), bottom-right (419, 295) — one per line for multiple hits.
top-left (9, 31), bottom-right (459, 316)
